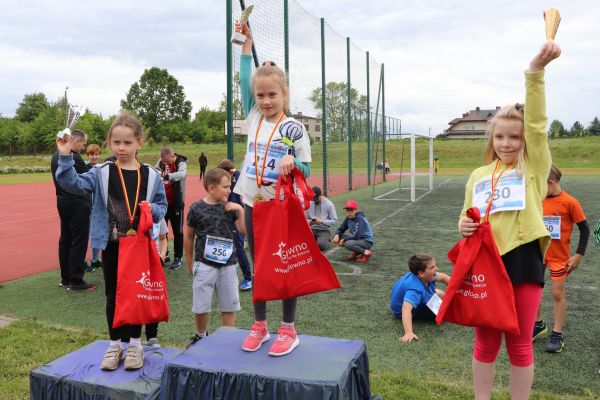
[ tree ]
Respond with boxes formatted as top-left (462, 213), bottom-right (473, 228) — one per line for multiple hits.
top-left (218, 72), bottom-right (244, 120)
top-left (191, 107), bottom-right (226, 143)
top-left (548, 119), bottom-right (566, 138)
top-left (587, 117), bottom-right (600, 136)
top-left (27, 103), bottom-right (64, 153)
top-left (76, 111), bottom-right (111, 145)
top-left (569, 121), bottom-right (585, 138)
top-left (120, 67), bottom-right (192, 140)
top-left (309, 82), bottom-right (367, 141)
top-left (16, 92), bottom-right (49, 123)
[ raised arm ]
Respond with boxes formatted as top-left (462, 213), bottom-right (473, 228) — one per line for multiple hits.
top-left (237, 21), bottom-right (255, 116)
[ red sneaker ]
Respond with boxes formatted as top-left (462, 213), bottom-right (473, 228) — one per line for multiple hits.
top-left (241, 322), bottom-right (270, 352)
top-left (268, 325), bottom-right (300, 356)
top-left (346, 252), bottom-right (360, 260)
top-left (356, 250), bottom-right (372, 263)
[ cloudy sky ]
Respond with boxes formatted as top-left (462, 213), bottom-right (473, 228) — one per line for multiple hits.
top-left (2, 0), bottom-right (599, 136)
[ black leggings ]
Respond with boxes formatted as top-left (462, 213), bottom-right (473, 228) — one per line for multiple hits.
top-left (244, 204), bottom-right (297, 323)
top-left (102, 241), bottom-right (142, 341)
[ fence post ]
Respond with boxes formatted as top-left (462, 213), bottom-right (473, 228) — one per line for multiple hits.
top-left (381, 63), bottom-right (386, 182)
top-left (347, 37), bottom-right (352, 190)
top-left (320, 18), bottom-right (328, 196)
top-left (226, 0), bottom-right (234, 160)
top-left (283, 0), bottom-right (290, 91)
top-left (366, 51), bottom-right (371, 185)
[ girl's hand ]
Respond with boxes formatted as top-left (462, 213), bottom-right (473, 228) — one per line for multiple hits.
top-left (400, 332), bottom-right (419, 343)
top-left (56, 134), bottom-right (72, 155)
top-left (529, 41), bottom-right (561, 72)
top-left (460, 217), bottom-right (479, 237)
top-left (280, 155), bottom-right (295, 176)
top-left (235, 21), bottom-right (253, 42)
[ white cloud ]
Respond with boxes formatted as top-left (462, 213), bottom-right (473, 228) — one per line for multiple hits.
top-left (2, 0), bottom-right (599, 136)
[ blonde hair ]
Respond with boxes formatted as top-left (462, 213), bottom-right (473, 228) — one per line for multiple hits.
top-left (107, 111), bottom-right (144, 144)
top-left (483, 104), bottom-right (525, 172)
top-left (252, 61), bottom-right (289, 113)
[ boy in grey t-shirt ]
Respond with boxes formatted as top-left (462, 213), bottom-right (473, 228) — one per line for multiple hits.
top-left (183, 168), bottom-right (246, 347)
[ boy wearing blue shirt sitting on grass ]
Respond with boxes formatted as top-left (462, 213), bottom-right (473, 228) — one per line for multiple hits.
top-left (390, 254), bottom-right (450, 343)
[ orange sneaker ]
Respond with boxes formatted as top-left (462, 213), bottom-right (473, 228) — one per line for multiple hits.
top-left (268, 324), bottom-right (300, 357)
top-left (241, 322), bottom-right (270, 352)
top-left (356, 250), bottom-right (372, 263)
top-left (346, 252), bottom-right (360, 260)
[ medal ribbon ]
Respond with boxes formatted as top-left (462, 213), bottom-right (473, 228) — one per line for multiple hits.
top-left (116, 161), bottom-right (141, 229)
top-left (254, 112), bottom-right (285, 188)
top-left (484, 159), bottom-right (511, 222)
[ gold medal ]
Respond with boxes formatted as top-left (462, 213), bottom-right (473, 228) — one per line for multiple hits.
top-left (126, 229), bottom-right (137, 237)
top-left (253, 193), bottom-right (265, 203)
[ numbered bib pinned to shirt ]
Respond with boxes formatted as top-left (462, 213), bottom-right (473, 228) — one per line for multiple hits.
top-left (543, 215), bottom-right (561, 239)
top-left (472, 171), bottom-right (526, 216)
top-left (245, 141), bottom-right (288, 184)
top-left (204, 235), bottom-right (234, 264)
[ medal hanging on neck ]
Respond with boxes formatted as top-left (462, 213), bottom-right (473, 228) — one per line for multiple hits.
top-left (116, 161), bottom-right (141, 236)
top-left (253, 112), bottom-right (285, 203)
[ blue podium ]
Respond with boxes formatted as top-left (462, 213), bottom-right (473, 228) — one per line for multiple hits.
top-left (160, 326), bottom-right (372, 400)
top-left (30, 341), bottom-right (182, 400)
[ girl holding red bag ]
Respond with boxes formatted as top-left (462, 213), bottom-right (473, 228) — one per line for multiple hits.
top-left (55, 112), bottom-right (167, 371)
top-left (233, 21), bottom-right (312, 357)
top-left (459, 42), bottom-right (560, 399)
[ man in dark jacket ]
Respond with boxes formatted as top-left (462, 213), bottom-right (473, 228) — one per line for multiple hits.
top-left (51, 129), bottom-right (96, 291)
top-left (156, 147), bottom-right (187, 269)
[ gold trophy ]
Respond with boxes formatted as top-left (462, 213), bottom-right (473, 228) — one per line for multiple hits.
top-left (544, 8), bottom-right (561, 41)
top-left (231, 5), bottom-right (254, 45)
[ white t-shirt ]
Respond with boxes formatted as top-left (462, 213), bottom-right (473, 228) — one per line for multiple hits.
top-left (234, 107), bottom-right (311, 207)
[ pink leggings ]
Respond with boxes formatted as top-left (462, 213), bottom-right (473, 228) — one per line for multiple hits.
top-left (473, 282), bottom-right (543, 367)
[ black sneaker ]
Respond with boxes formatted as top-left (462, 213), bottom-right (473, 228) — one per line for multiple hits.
top-left (68, 281), bottom-right (97, 292)
top-left (83, 261), bottom-right (95, 273)
top-left (59, 278), bottom-right (69, 288)
top-left (186, 332), bottom-right (208, 349)
top-left (545, 332), bottom-right (564, 353)
top-left (532, 320), bottom-right (547, 341)
top-left (91, 260), bottom-right (103, 270)
top-left (165, 252), bottom-right (171, 264)
top-left (170, 258), bottom-right (182, 270)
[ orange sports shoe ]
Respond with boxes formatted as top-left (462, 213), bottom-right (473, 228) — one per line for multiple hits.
top-left (268, 324), bottom-right (300, 357)
top-left (242, 322), bottom-right (270, 352)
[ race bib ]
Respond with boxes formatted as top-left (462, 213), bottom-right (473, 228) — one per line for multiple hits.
top-left (472, 171), bottom-right (526, 216)
top-left (245, 141), bottom-right (288, 183)
top-left (543, 215), bottom-right (561, 240)
top-left (204, 235), bottom-right (234, 264)
top-left (426, 293), bottom-right (442, 315)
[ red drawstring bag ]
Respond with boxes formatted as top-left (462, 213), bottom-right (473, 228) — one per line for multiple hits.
top-left (435, 207), bottom-right (520, 335)
top-left (113, 201), bottom-right (169, 328)
top-left (252, 169), bottom-right (341, 303)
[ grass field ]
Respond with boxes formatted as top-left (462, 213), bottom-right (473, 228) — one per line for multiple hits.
top-left (1, 175), bottom-right (599, 398)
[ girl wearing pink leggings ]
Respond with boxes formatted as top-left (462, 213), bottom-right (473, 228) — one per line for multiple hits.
top-left (459, 41), bottom-right (561, 399)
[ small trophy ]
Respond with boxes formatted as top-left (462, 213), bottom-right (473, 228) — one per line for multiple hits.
top-left (231, 4), bottom-right (254, 45)
top-left (56, 128), bottom-right (71, 139)
top-left (544, 8), bottom-right (561, 41)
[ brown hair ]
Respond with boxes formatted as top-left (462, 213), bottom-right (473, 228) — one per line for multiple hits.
top-left (86, 144), bottom-right (101, 155)
top-left (107, 111), bottom-right (144, 143)
top-left (203, 168), bottom-right (230, 191)
top-left (408, 253), bottom-right (434, 274)
top-left (548, 164), bottom-right (562, 182)
top-left (483, 103), bottom-right (525, 172)
top-left (252, 60), bottom-right (289, 113)
top-left (217, 159), bottom-right (235, 172)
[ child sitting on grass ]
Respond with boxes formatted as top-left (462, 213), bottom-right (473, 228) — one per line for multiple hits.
top-left (390, 254), bottom-right (450, 342)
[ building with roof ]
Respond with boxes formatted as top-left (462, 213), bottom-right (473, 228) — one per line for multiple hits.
top-left (440, 106), bottom-right (501, 139)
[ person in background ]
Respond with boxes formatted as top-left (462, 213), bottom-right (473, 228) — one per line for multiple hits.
top-left (156, 147), bottom-right (187, 270)
top-left (199, 152), bottom-right (208, 181)
top-left (305, 186), bottom-right (337, 251)
top-left (332, 200), bottom-right (374, 262)
top-left (217, 159), bottom-right (253, 291)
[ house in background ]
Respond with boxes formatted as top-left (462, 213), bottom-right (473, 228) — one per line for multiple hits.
top-left (292, 112), bottom-right (322, 142)
top-left (440, 106), bottom-right (500, 139)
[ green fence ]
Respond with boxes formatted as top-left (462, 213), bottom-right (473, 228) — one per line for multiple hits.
top-left (227, 0), bottom-right (401, 195)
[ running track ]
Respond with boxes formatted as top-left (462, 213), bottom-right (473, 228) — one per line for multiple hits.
top-left (0, 173), bottom-right (396, 283)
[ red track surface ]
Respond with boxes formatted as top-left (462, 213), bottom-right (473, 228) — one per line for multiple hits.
top-left (0, 173), bottom-right (395, 283)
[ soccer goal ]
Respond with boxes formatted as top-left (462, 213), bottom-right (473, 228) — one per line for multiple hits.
top-left (372, 132), bottom-right (434, 202)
